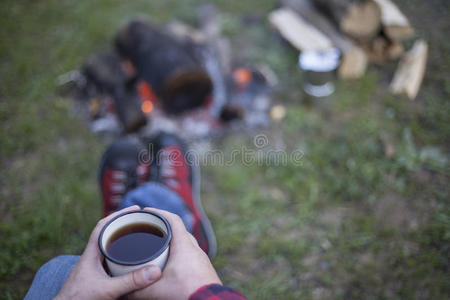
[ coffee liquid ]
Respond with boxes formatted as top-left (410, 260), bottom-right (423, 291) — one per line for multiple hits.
top-left (106, 223), bottom-right (167, 263)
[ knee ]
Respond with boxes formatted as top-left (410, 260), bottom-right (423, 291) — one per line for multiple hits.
top-left (25, 255), bottom-right (80, 300)
top-left (36, 255), bottom-right (79, 277)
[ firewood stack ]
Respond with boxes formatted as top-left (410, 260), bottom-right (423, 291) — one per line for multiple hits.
top-left (269, 0), bottom-right (427, 99)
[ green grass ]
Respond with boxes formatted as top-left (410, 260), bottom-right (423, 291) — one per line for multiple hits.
top-left (1, 0), bottom-right (449, 299)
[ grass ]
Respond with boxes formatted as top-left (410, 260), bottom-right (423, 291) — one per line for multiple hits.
top-left (1, 0), bottom-right (449, 299)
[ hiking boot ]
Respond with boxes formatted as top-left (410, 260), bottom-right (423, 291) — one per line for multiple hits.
top-left (98, 137), bottom-right (149, 216)
top-left (148, 132), bottom-right (217, 258)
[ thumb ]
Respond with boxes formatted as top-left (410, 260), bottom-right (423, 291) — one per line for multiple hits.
top-left (108, 265), bottom-right (161, 297)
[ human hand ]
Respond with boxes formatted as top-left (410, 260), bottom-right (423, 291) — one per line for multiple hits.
top-left (55, 206), bottom-right (162, 300)
top-left (127, 207), bottom-right (222, 300)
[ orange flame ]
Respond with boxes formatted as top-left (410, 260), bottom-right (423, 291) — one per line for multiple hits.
top-left (233, 68), bottom-right (252, 90)
top-left (141, 100), bottom-right (153, 114)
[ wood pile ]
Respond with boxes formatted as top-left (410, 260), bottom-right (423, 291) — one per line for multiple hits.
top-left (269, 0), bottom-right (427, 99)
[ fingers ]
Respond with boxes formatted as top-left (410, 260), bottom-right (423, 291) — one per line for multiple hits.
top-left (142, 207), bottom-right (191, 251)
top-left (108, 265), bottom-right (161, 298)
top-left (96, 205), bottom-right (142, 233)
top-left (142, 207), bottom-right (188, 236)
top-left (84, 206), bottom-right (142, 259)
top-left (188, 233), bottom-right (200, 247)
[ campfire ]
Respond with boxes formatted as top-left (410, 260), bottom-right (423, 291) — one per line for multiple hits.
top-left (59, 6), bottom-right (275, 142)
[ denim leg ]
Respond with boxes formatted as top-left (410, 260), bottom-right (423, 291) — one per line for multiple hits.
top-left (118, 182), bottom-right (194, 233)
top-left (24, 255), bottom-right (79, 300)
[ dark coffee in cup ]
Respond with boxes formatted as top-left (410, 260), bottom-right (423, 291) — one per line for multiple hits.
top-left (99, 210), bottom-right (172, 276)
top-left (106, 222), bottom-right (168, 263)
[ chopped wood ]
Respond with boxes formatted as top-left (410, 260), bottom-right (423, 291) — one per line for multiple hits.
top-left (312, 0), bottom-right (381, 41)
top-left (269, 8), bottom-right (333, 51)
top-left (386, 39), bottom-right (404, 60)
top-left (373, 0), bottom-right (413, 40)
top-left (361, 30), bottom-right (404, 64)
top-left (372, 36), bottom-right (388, 59)
top-left (338, 47), bottom-right (367, 79)
top-left (363, 35), bottom-right (389, 64)
top-left (390, 40), bottom-right (428, 100)
top-left (281, 0), bottom-right (367, 79)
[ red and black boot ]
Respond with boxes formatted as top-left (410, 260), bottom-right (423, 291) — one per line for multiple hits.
top-left (148, 132), bottom-right (217, 258)
top-left (98, 137), bottom-right (149, 216)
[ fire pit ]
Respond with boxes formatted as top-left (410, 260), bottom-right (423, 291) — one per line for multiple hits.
top-left (59, 14), bottom-right (276, 144)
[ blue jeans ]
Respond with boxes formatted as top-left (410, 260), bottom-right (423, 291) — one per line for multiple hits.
top-left (24, 183), bottom-right (193, 300)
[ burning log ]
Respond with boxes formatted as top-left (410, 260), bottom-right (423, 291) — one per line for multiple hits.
top-left (312, 0), bottom-right (382, 41)
top-left (115, 18), bottom-right (213, 115)
top-left (83, 51), bottom-right (147, 133)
